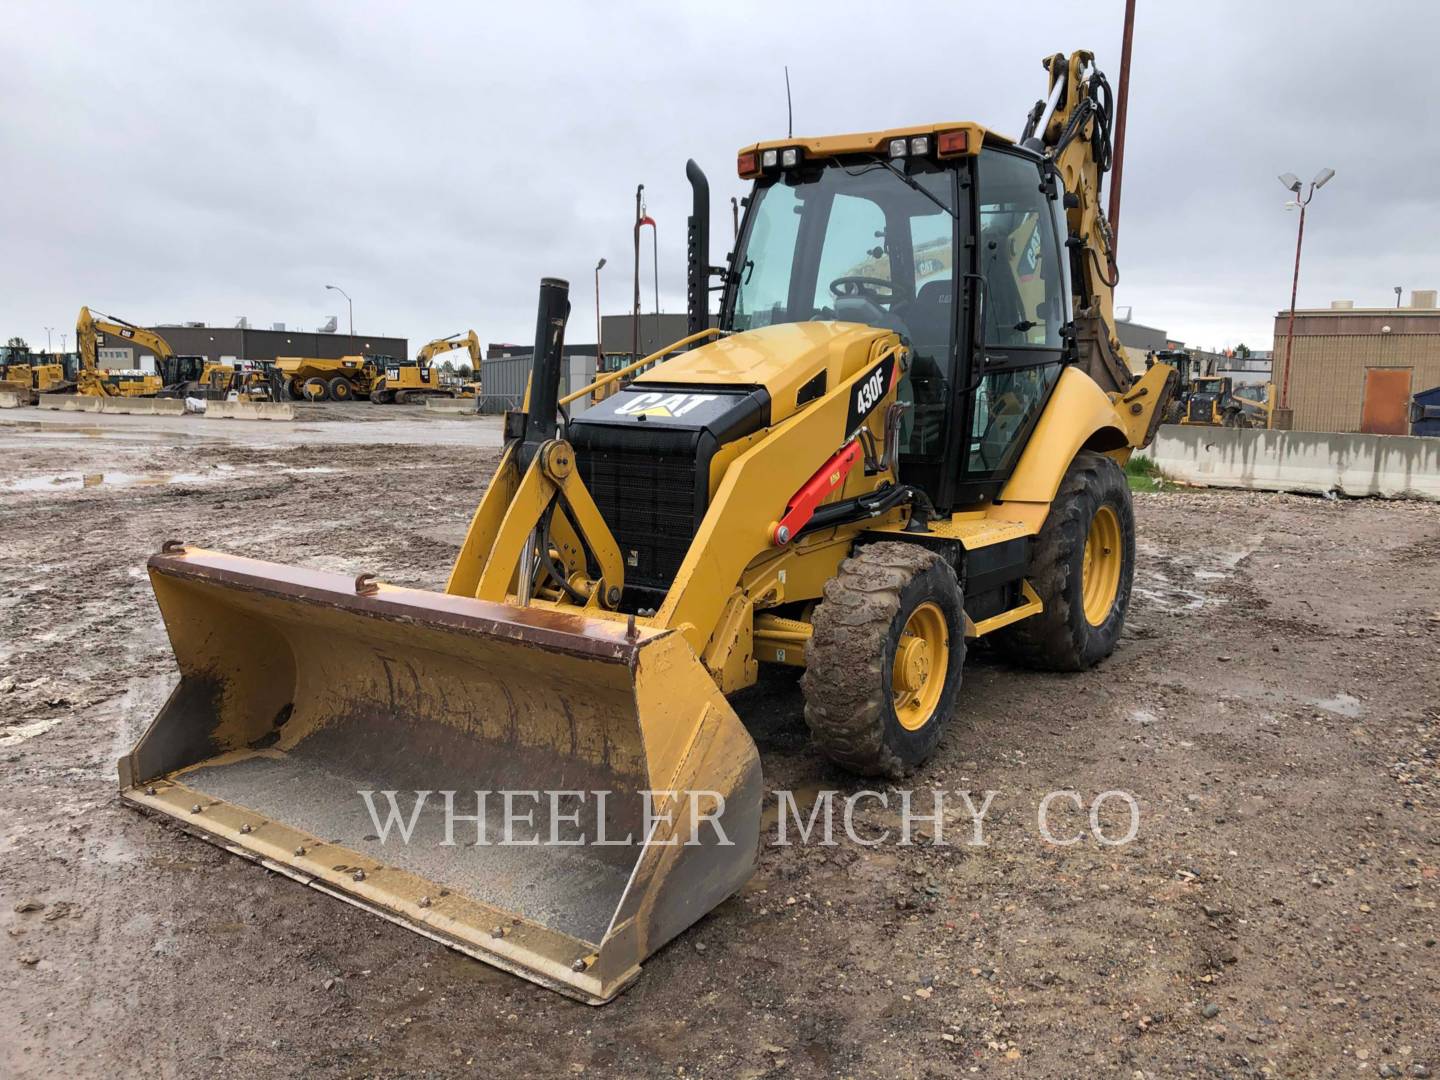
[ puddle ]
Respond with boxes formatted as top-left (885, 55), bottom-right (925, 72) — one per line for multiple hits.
top-left (2, 471), bottom-right (222, 493)
top-left (1311, 692), bottom-right (1364, 718)
top-left (1133, 538), bottom-right (1263, 615)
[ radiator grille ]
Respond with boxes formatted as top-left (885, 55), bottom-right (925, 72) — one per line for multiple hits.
top-left (579, 446), bottom-right (700, 592)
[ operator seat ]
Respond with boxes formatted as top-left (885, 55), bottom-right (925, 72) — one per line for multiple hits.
top-left (894, 279), bottom-right (953, 454)
top-left (980, 229), bottom-right (1027, 346)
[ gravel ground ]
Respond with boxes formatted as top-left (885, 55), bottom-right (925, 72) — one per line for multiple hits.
top-left (0, 419), bottom-right (1436, 1079)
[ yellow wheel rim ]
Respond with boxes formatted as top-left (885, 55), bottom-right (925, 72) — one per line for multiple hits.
top-left (892, 601), bottom-right (949, 731)
top-left (1082, 504), bottom-right (1123, 626)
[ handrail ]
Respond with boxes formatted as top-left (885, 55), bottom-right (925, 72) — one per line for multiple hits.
top-left (558, 327), bottom-right (721, 407)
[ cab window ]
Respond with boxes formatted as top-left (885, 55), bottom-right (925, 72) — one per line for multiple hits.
top-left (977, 151), bottom-right (1063, 348)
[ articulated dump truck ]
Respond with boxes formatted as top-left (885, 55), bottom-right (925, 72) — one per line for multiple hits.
top-left (121, 49), bottom-right (1175, 1002)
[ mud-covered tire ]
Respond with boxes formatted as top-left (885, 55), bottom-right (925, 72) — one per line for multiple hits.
top-left (369, 389), bottom-right (393, 404)
top-left (990, 451), bottom-right (1135, 672)
top-left (801, 542), bottom-right (965, 779)
top-left (282, 377), bottom-right (304, 401)
top-left (328, 377), bottom-right (354, 402)
top-left (302, 377), bottom-right (329, 402)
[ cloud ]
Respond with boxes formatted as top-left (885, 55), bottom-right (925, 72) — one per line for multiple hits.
top-left (2, 0), bottom-right (1435, 354)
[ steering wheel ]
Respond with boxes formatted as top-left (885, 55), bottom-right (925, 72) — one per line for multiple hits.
top-left (829, 276), bottom-right (895, 304)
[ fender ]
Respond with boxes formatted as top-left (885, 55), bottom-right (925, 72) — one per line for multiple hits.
top-left (998, 366), bottom-right (1130, 506)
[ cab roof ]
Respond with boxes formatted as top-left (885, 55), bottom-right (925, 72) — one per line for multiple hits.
top-left (740, 121), bottom-right (1010, 159)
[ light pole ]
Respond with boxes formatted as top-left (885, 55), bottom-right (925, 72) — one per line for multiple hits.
top-left (325, 284), bottom-right (353, 336)
top-left (1395, 286), bottom-right (1403, 309)
top-left (594, 257), bottom-right (607, 371)
top-left (44, 326), bottom-right (54, 353)
top-left (1276, 167), bottom-right (1335, 414)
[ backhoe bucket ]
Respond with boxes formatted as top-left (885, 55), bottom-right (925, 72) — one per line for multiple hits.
top-left (121, 548), bottom-right (762, 1003)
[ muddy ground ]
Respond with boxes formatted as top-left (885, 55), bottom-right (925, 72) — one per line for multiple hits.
top-left (0, 415), bottom-right (1436, 1079)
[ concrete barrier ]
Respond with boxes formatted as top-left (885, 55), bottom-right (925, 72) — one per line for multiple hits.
top-left (205, 400), bottom-right (295, 421)
top-left (423, 397), bottom-right (478, 414)
top-left (40, 395), bottom-right (103, 412)
top-left (1141, 424), bottom-right (1440, 501)
top-left (35, 395), bottom-right (185, 415)
top-left (0, 390), bottom-right (30, 409)
top-left (115, 398), bottom-right (185, 416)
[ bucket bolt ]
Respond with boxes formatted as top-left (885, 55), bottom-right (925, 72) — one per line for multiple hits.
top-left (294, 846), bottom-right (307, 856)
top-left (144, 786), bottom-right (156, 796)
top-left (352, 869), bottom-right (366, 882)
top-left (418, 896), bottom-right (432, 909)
top-left (490, 925), bottom-right (506, 939)
top-left (240, 823), bottom-right (252, 834)
top-left (190, 804), bottom-right (202, 814)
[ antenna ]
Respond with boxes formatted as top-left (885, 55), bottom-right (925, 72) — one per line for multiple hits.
top-left (784, 65), bottom-right (793, 138)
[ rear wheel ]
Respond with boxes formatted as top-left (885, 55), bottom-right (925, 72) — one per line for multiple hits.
top-left (302, 377), bottom-right (329, 402)
top-left (328, 377), bottom-right (354, 402)
top-left (991, 451), bottom-right (1135, 671)
top-left (801, 542), bottom-right (965, 778)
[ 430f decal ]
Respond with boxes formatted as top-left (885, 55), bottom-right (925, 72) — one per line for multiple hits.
top-left (845, 351), bottom-right (897, 435)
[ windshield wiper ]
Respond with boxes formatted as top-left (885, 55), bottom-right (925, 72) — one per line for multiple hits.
top-left (871, 156), bottom-right (957, 220)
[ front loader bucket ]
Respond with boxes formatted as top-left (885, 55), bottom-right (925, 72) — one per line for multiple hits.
top-left (121, 548), bottom-right (762, 1003)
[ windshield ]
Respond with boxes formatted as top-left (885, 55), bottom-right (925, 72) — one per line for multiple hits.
top-left (731, 160), bottom-right (956, 335)
top-left (729, 159), bottom-right (961, 457)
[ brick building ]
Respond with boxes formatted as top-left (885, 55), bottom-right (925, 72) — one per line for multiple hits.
top-left (1272, 291), bottom-right (1440, 434)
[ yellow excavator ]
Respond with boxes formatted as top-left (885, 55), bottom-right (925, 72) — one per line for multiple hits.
top-left (122, 50), bottom-right (1174, 1003)
top-left (74, 308), bottom-right (167, 397)
top-left (369, 330), bottom-right (481, 403)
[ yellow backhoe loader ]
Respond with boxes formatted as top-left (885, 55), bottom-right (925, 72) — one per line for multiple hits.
top-left (370, 330), bottom-right (480, 403)
top-left (74, 308), bottom-right (166, 397)
top-left (122, 50), bottom-right (1174, 1003)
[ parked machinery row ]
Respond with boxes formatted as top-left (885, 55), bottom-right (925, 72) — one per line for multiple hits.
top-left (4, 309), bottom-right (483, 406)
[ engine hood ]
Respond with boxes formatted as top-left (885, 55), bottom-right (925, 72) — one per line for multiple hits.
top-left (634, 321), bottom-right (895, 426)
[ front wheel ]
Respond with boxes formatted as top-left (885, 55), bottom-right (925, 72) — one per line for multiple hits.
top-left (991, 451), bottom-right (1135, 671)
top-left (801, 542), bottom-right (965, 778)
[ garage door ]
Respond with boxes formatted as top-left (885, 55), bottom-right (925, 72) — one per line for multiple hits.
top-left (1360, 368), bottom-right (1412, 435)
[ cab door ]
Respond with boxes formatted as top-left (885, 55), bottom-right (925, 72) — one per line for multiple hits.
top-left (955, 149), bottom-right (1070, 502)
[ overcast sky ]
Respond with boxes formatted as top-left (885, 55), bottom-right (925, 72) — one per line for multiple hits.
top-left (3, 1), bottom-right (1437, 356)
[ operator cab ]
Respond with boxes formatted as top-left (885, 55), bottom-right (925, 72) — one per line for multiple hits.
top-left (722, 126), bottom-right (1073, 510)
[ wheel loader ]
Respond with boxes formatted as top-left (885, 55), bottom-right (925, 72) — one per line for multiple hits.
top-left (121, 50), bottom-right (1175, 1003)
